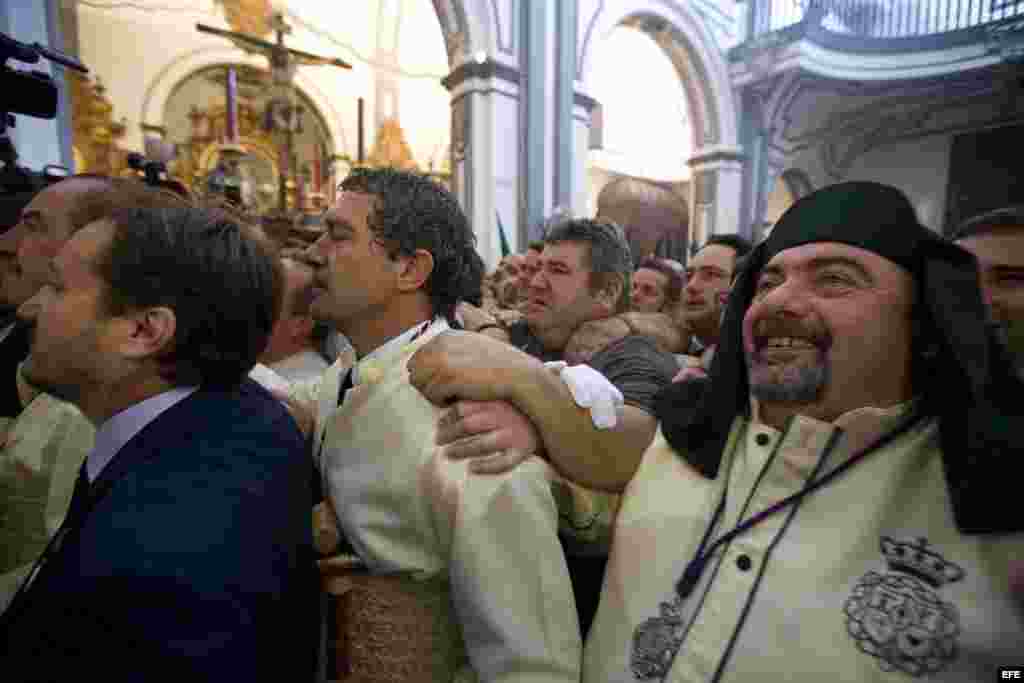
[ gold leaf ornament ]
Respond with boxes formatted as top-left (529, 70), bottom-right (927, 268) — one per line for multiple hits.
top-left (216, 0), bottom-right (273, 38)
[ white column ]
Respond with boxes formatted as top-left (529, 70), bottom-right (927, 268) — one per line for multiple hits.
top-left (687, 146), bottom-right (745, 241)
top-left (443, 57), bottom-right (522, 271)
top-left (571, 91), bottom-right (598, 219)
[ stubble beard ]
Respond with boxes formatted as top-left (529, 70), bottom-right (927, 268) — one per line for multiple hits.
top-left (21, 355), bottom-right (80, 405)
top-left (746, 350), bottom-right (829, 404)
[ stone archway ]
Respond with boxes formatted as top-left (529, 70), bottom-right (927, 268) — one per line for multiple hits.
top-left (141, 47), bottom-right (345, 159)
top-left (578, 0), bottom-right (743, 242)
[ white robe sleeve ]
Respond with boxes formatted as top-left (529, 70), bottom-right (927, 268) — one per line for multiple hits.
top-left (427, 454), bottom-right (583, 683)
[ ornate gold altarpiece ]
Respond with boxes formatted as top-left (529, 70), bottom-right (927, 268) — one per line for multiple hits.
top-left (68, 71), bottom-right (130, 176)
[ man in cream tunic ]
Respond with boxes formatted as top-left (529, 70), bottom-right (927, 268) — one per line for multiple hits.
top-left (301, 168), bottom-right (580, 682)
top-left (1, 365), bottom-right (93, 610)
top-left (582, 182), bottom-right (1024, 681)
top-left (412, 182), bottom-right (1024, 681)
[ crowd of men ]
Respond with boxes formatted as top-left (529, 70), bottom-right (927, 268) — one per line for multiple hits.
top-left (0, 167), bottom-right (1021, 681)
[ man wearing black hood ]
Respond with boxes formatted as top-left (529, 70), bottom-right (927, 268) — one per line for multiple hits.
top-left (578, 181), bottom-right (1024, 681)
top-left (411, 181), bottom-right (1024, 681)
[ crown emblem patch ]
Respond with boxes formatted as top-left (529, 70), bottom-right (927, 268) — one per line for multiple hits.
top-left (844, 536), bottom-right (964, 677)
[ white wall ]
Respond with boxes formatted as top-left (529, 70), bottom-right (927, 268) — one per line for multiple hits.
top-left (843, 133), bottom-right (951, 232)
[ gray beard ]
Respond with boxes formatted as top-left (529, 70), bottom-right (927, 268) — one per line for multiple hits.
top-left (748, 357), bottom-right (829, 404)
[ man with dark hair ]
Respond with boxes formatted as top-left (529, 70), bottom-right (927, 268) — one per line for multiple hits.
top-left (511, 218), bottom-right (635, 357)
top-left (1, 176), bottom-right (187, 609)
top-left (260, 256), bottom-right (330, 384)
top-left (297, 167), bottom-right (581, 682)
top-left (1, 207), bottom-right (312, 680)
top-left (632, 256), bottom-right (683, 314)
top-left (953, 206), bottom-right (1024, 366)
top-left (408, 217), bottom-right (678, 635)
top-left (678, 234), bottom-right (753, 369)
top-left (519, 240), bottom-right (545, 293)
top-left (0, 176), bottom-right (178, 411)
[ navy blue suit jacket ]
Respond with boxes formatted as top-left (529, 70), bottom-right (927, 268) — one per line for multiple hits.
top-left (0, 379), bottom-right (315, 681)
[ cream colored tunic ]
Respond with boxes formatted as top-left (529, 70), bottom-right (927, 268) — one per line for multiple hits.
top-left (0, 377), bottom-right (94, 611)
top-left (311, 319), bottom-right (582, 683)
top-left (584, 403), bottom-right (1024, 682)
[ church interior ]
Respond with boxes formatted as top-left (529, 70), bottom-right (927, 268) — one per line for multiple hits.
top-left (5, 0), bottom-right (1023, 267)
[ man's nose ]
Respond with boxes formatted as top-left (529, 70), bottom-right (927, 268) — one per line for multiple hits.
top-left (757, 277), bottom-right (812, 316)
top-left (529, 268), bottom-right (548, 291)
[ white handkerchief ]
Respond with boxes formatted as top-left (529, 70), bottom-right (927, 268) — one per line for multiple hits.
top-left (544, 361), bottom-right (625, 430)
top-left (248, 363), bottom-right (293, 395)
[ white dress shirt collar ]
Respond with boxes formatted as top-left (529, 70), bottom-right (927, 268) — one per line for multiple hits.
top-left (86, 386), bottom-right (198, 482)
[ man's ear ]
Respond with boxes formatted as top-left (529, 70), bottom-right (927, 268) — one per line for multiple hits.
top-left (395, 248), bottom-right (434, 294)
top-left (120, 307), bottom-right (177, 360)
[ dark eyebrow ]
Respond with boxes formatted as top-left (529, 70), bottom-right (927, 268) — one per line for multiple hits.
top-left (807, 257), bottom-right (874, 283)
top-left (760, 257), bottom-right (874, 283)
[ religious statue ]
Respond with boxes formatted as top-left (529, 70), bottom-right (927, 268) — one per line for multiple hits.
top-left (197, 12), bottom-right (349, 212)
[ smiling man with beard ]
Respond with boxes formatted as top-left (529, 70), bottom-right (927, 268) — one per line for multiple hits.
top-left (589, 182), bottom-right (1024, 681)
top-left (470, 182), bottom-right (1023, 681)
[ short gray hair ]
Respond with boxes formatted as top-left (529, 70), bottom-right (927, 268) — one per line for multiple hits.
top-left (545, 217), bottom-right (633, 312)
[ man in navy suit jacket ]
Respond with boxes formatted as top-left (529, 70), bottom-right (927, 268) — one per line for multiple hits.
top-left (0, 206), bottom-right (314, 681)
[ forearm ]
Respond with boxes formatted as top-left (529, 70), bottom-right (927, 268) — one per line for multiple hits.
top-left (446, 458), bottom-right (582, 682)
top-left (508, 366), bottom-right (657, 492)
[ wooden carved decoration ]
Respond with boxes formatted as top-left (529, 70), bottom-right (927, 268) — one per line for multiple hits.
top-left (215, 0), bottom-right (273, 38)
top-left (366, 118), bottom-right (419, 171)
top-left (68, 71), bottom-right (129, 175)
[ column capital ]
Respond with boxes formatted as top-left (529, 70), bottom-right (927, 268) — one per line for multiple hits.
top-left (687, 145), bottom-right (745, 168)
top-left (573, 90), bottom-right (599, 113)
top-left (441, 57), bottom-right (521, 92)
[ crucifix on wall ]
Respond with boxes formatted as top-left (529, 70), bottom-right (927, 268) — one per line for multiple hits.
top-left (197, 12), bottom-right (351, 212)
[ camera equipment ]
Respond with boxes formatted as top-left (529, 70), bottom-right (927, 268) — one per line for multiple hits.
top-left (126, 152), bottom-right (167, 187)
top-left (0, 31), bottom-right (87, 229)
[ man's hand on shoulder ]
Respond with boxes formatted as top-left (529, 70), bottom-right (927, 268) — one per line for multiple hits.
top-left (408, 331), bottom-right (544, 406)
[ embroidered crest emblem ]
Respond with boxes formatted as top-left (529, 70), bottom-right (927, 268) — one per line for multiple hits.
top-left (844, 536), bottom-right (964, 677)
top-left (631, 595), bottom-right (686, 680)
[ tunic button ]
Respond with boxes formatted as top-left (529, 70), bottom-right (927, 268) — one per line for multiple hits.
top-left (736, 554), bottom-right (753, 571)
top-left (755, 433), bottom-right (771, 446)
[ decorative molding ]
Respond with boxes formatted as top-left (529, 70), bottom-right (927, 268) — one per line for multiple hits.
top-left (441, 57), bottom-right (521, 91)
top-left (139, 47), bottom-right (345, 163)
top-left (140, 123), bottom-right (168, 136)
top-left (214, 0), bottom-right (272, 38)
top-left (576, 0), bottom-right (741, 155)
top-left (577, 0), bottom-right (606, 81)
top-left (492, 0), bottom-right (515, 55)
top-left (574, 90), bottom-right (598, 113)
top-left (687, 148), bottom-right (745, 166)
top-left (760, 68), bottom-right (1017, 179)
